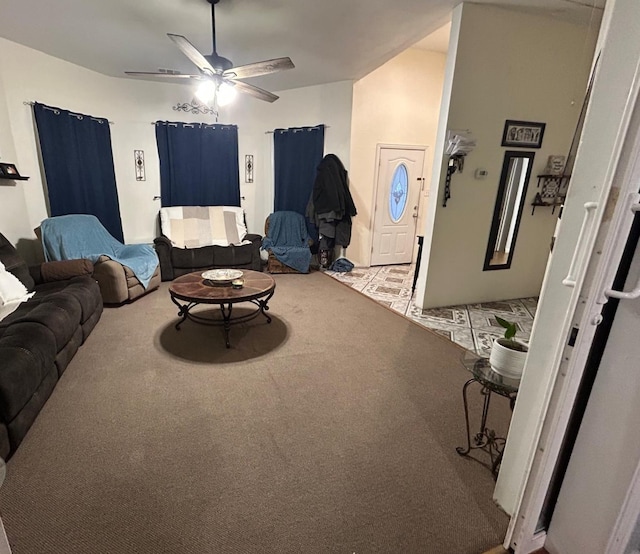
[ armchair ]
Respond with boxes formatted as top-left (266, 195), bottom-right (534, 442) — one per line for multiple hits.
top-left (39, 214), bottom-right (160, 304)
top-left (153, 206), bottom-right (262, 281)
top-left (262, 211), bottom-right (313, 274)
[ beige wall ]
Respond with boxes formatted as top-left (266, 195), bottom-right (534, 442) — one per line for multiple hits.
top-left (349, 48), bottom-right (446, 266)
top-left (417, 4), bottom-right (599, 308)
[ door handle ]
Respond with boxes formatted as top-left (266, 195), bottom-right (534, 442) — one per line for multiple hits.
top-left (604, 195), bottom-right (640, 299)
top-left (562, 201), bottom-right (599, 287)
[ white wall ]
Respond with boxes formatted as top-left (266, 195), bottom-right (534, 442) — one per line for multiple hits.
top-left (416, 4), bottom-right (598, 308)
top-left (0, 52), bottom-right (31, 252)
top-left (349, 48), bottom-right (446, 266)
top-left (0, 38), bottom-right (216, 252)
top-left (0, 38), bottom-right (353, 256)
top-left (223, 80), bottom-right (353, 234)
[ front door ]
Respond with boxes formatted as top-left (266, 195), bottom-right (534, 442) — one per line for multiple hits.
top-left (371, 146), bottom-right (425, 266)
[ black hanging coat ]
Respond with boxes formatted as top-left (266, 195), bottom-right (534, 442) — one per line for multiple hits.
top-left (308, 154), bottom-right (357, 247)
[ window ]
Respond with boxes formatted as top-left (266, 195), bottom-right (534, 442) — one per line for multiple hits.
top-left (389, 164), bottom-right (409, 222)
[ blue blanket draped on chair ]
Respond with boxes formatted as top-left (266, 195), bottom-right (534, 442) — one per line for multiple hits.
top-left (262, 211), bottom-right (312, 273)
top-left (40, 214), bottom-right (159, 289)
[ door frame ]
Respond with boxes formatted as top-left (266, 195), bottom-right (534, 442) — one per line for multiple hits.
top-left (369, 143), bottom-right (428, 267)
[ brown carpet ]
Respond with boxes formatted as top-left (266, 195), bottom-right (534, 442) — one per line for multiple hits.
top-left (0, 271), bottom-right (511, 553)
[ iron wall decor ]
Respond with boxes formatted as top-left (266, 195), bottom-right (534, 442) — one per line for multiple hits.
top-left (245, 155), bottom-right (254, 183)
top-left (501, 120), bottom-right (546, 149)
top-left (173, 99), bottom-right (217, 117)
top-left (443, 155), bottom-right (465, 207)
top-left (134, 150), bottom-right (146, 181)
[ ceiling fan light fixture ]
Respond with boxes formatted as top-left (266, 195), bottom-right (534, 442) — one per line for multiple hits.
top-left (217, 82), bottom-right (238, 106)
top-left (125, 0), bottom-right (292, 104)
top-left (195, 80), bottom-right (217, 105)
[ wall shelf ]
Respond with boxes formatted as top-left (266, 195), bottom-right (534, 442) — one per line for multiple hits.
top-left (531, 174), bottom-right (570, 214)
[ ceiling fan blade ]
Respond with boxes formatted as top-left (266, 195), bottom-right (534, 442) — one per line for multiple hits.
top-left (231, 80), bottom-right (279, 103)
top-left (125, 71), bottom-right (202, 80)
top-left (167, 33), bottom-right (217, 75)
top-left (223, 57), bottom-right (295, 80)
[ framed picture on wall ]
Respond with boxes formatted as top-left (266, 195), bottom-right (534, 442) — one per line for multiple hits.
top-left (501, 120), bottom-right (546, 148)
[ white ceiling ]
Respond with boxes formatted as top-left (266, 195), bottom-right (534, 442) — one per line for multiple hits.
top-left (0, 0), bottom-right (605, 94)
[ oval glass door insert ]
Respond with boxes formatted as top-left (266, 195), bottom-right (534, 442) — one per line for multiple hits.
top-left (389, 164), bottom-right (408, 222)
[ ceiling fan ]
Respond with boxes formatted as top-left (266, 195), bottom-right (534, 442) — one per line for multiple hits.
top-left (125, 0), bottom-right (294, 103)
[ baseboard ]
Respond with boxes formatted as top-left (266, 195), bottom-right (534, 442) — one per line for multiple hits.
top-left (481, 542), bottom-right (549, 554)
top-left (507, 529), bottom-right (547, 554)
top-left (482, 547), bottom-right (509, 554)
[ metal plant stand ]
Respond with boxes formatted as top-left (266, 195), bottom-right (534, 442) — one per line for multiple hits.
top-left (456, 352), bottom-right (519, 478)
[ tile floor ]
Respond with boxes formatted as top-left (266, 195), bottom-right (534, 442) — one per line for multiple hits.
top-left (325, 263), bottom-right (538, 357)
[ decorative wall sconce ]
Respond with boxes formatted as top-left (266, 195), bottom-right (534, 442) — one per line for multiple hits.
top-left (134, 150), bottom-right (145, 181)
top-left (443, 155), bottom-right (464, 207)
top-left (443, 130), bottom-right (476, 207)
top-left (245, 155), bottom-right (254, 183)
top-left (173, 98), bottom-right (217, 117)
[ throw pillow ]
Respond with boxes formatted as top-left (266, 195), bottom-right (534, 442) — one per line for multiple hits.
top-left (40, 259), bottom-right (93, 282)
top-left (0, 261), bottom-right (35, 322)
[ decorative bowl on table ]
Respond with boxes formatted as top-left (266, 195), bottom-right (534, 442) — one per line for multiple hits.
top-left (202, 269), bottom-right (244, 285)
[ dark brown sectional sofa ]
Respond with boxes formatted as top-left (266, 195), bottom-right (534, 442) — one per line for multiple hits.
top-left (0, 232), bottom-right (103, 458)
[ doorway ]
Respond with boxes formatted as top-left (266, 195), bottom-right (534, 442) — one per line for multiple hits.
top-left (370, 145), bottom-right (426, 266)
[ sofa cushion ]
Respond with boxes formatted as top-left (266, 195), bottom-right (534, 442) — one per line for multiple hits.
top-left (55, 326), bottom-right (83, 376)
top-left (59, 277), bottom-right (102, 323)
top-left (211, 244), bottom-right (255, 267)
top-left (0, 424), bottom-right (10, 460)
top-left (7, 295), bottom-right (82, 352)
top-left (7, 366), bottom-right (57, 453)
top-left (170, 244), bottom-right (215, 269)
top-left (0, 322), bottom-right (57, 422)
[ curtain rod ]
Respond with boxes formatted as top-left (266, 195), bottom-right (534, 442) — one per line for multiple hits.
top-left (151, 122), bottom-right (236, 128)
top-left (265, 125), bottom-right (329, 135)
top-left (23, 101), bottom-right (113, 124)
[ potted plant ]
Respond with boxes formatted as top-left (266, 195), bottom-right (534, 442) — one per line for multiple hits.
top-left (489, 316), bottom-right (528, 379)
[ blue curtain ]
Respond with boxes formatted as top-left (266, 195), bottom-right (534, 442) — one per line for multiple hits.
top-left (273, 125), bottom-right (325, 215)
top-left (33, 103), bottom-right (124, 242)
top-left (155, 122), bottom-right (240, 207)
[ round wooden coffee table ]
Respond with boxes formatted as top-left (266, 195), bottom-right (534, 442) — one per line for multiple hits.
top-left (169, 270), bottom-right (276, 348)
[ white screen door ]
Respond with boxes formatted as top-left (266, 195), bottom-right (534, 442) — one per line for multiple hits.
top-left (371, 146), bottom-right (425, 266)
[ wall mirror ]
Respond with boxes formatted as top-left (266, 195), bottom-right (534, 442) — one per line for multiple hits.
top-left (483, 150), bottom-right (535, 271)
